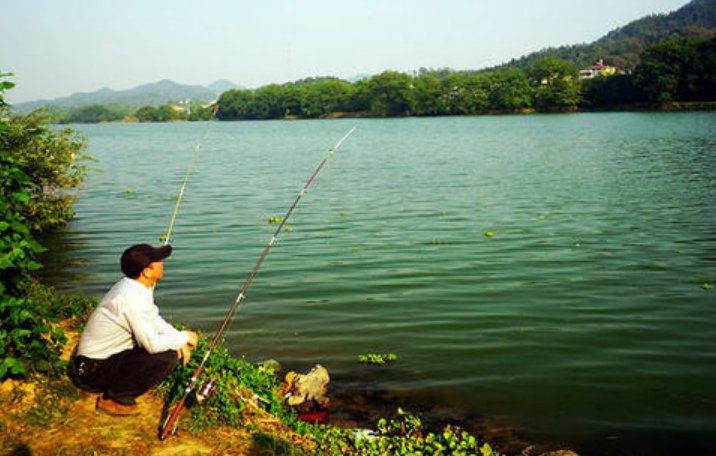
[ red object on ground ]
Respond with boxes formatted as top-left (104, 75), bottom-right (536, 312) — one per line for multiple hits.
top-left (298, 410), bottom-right (329, 424)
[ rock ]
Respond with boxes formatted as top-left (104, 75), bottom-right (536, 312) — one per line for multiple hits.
top-left (282, 364), bottom-right (330, 408)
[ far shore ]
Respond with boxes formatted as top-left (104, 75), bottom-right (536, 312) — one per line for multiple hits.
top-left (60, 101), bottom-right (716, 125)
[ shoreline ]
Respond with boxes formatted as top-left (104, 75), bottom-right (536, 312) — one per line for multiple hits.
top-left (56, 101), bottom-right (716, 125)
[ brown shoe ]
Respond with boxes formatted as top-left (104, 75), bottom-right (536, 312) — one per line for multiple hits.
top-left (96, 396), bottom-right (139, 416)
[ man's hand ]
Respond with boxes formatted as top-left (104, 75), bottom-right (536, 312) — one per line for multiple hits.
top-left (184, 330), bottom-right (198, 348)
top-left (177, 330), bottom-right (198, 366)
top-left (178, 343), bottom-right (193, 366)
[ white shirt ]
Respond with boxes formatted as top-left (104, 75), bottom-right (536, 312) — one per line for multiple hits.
top-left (76, 277), bottom-right (189, 359)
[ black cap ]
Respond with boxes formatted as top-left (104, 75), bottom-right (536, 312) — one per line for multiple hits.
top-left (121, 244), bottom-right (172, 278)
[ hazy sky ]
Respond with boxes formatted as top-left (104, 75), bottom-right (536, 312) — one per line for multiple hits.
top-left (2, 0), bottom-right (690, 103)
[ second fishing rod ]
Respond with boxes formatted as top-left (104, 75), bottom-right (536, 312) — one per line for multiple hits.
top-left (159, 126), bottom-right (356, 440)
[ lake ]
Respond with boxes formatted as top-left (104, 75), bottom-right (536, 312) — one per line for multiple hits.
top-left (40, 113), bottom-right (716, 455)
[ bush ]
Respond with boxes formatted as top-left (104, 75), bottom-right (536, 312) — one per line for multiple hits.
top-left (1, 111), bottom-right (88, 232)
top-left (0, 152), bottom-right (66, 378)
top-left (0, 72), bottom-right (89, 380)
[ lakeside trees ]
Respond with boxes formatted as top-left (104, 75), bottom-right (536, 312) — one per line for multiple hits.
top-left (212, 36), bottom-right (715, 120)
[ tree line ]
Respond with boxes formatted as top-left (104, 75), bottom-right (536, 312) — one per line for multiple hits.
top-left (58, 102), bottom-right (215, 124)
top-left (217, 36), bottom-right (716, 120)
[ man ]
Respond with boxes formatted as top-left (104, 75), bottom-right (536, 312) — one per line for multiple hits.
top-left (69, 243), bottom-right (198, 416)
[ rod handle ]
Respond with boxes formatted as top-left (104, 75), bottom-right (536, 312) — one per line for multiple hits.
top-left (158, 398), bottom-right (186, 440)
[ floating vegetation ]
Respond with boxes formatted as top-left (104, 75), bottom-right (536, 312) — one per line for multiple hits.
top-left (159, 234), bottom-right (168, 243)
top-left (121, 188), bottom-right (140, 199)
top-left (703, 283), bottom-right (714, 291)
top-left (538, 215), bottom-right (547, 220)
top-left (431, 238), bottom-right (445, 245)
top-left (358, 353), bottom-right (397, 365)
top-left (284, 226), bottom-right (294, 232)
top-left (267, 216), bottom-right (284, 224)
top-left (349, 247), bottom-right (360, 253)
top-left (170, 194), bottom-right (179, 200)
top-left (484, 230), bottom-right (494, 238)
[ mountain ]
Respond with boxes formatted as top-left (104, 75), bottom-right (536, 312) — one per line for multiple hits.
top-left (14, 79), bottom-right (239, 113)
top-left (207, 79), bottom-right (242, 93)
top-left (492, 0), bottom-right (716, 71)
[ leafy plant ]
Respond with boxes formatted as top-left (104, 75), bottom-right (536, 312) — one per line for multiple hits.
top-left (159, 337), bottom-right (288, 432)
top-left (0, 153), bottom-right (65, 379)
top-left (313, 407), bottom-right (501, 455)
top-left (0, 73), bottom-right (88, 380)
top-left (1, 109), bottom-right (89, 233)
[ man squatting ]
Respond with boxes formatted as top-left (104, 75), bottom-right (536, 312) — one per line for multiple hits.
top-left (69, 244), bottom-right (198, 415)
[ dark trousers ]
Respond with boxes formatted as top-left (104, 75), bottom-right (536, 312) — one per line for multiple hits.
top-left (68, 346), bottom-right (177, 405)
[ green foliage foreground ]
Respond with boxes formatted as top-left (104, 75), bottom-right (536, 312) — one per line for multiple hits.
top-left (0, 73), bottom-right (92, 380)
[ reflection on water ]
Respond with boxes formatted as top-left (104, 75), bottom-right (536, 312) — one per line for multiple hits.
top-left (45, 113), bottom-right (716, 455)
top-left (36, 221), bottom-right (91, 287)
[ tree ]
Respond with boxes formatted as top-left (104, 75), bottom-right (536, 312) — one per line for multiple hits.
top-left (488, 69), bottom-right (534, 111)
top-left (187, 104), bottom-right (215, 121)
top-left (301, 79), bottom-right (354, 117)
top-left (155, 105), bottom-right (179, 122)
top-left (633, 38), bottom-right (697, 102)
top-left (251, 84), bottom-right (284, 119)
top-left (217, 89), bottom-right (255, 120)
top-left (2, 111), bottom-right (88, 231)
top-left (367, 71), bottom-right (413, 117)
top-left (528, 57), bottom-right (582, 109)
top-left (411, 74), bottom-right (448, 116)
top-left (444, 73), bottom-right (492, 115)
top-left (135, 105), bottom-right (158, 122)
top-left (346, 79), bottom-right (372, 113)
top-left (633, 36), bottom-right (716, 103)
top-left (279, 84), bottom-right (306, 118)
top-left (64, 104), bottom-right (123, 124)
top-left (581, 74), bottom-right (642, 108)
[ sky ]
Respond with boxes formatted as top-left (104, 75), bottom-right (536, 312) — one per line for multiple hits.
top-left (2, 0), bottom-right (691, 104)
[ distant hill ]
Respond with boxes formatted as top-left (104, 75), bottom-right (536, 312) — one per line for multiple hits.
top-left (492, 0), bottom-right (716, 71)
top-left (14, 79), bottom-right (240, 113)
top-left (206, 79), bottom-right (242, 94)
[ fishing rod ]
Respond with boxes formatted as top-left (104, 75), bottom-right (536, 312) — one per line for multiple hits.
top-left (159, 126), bottom-right (357, 440)
top-left (161, 105), bottom-right (218, 245)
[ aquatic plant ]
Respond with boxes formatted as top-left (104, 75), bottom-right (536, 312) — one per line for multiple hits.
top-left (312, 407), bottom-right (501, 455)
top-left (484, 230), bottom-right (494, 238)
top-left (358, 353), bottom-right (397, 365)
top-left (268, 216), bottom-right (284, 224)
top-left (121, 188), bottom-right (140, 199)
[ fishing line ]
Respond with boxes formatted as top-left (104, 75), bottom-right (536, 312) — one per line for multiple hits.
top-left (161, 105), bottom-right (218, 245)
top-left (159, 126), bottom-right (356, 440)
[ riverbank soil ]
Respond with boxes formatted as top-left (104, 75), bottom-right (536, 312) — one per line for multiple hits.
top-left (0, 376), bottom-right (312, 455)
top-left (0, 324), bottom-right (311, 455)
